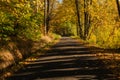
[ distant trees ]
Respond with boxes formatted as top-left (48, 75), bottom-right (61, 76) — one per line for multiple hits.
top-left (0, 0), bottom-right (120, 48)
top-left (53, 0), bottom-right (120, 48)
top-left (51, 0), bottom-right (77, 36)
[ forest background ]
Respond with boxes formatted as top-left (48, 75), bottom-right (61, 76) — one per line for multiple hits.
top-left (0, 0), bottom-right (120, 73)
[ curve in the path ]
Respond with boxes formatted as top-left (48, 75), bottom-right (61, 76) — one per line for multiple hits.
top-left (6, 37), bottom-right (118, 80)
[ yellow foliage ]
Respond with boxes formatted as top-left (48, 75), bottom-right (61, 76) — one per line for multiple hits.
top-left (88, 34), bottom-right (96, 44)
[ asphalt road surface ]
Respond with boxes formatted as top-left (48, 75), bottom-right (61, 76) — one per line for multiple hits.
top-left (6, 37), bottom-right (118, 80)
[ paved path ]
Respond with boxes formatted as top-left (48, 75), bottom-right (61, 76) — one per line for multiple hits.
top-left (6, 37), bottom-right (118, 80)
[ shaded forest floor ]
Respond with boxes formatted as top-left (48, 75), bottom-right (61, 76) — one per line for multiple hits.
top-left (5, 37), bottom-right (120, 80)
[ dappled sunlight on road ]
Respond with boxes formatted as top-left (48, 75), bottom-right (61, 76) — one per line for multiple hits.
top-left (6, 37), bottom-right (119, 80)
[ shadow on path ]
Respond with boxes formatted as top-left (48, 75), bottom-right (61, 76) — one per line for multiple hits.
top-left (6, 37), bottom-right (118, 80)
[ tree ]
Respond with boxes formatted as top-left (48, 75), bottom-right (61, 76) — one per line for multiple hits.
top-left (87, 0), bottom-right (120, 48)
top-left (116, 0), bottom-right (120, 17)
top-left (75, 0), bottom-right (83, 38)
top-left (44, 0), bottom-right (59, 35)
top-left (83, 0), bottom-right (92, 40)
top-left (51, 0), bottom-right (78, 36)
top-left (44, 0), bottom-right (47, 35)
top-left (0, 0), bottom-right (44, 41)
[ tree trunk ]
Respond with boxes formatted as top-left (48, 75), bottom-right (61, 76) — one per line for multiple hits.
top-left (46, 0), bottom-right (50, 34)
top-left (84, 0), bottom-right (91, 40)
top-left (75, 0), bottom-right (83, 38)
top-left (84, 0), bottom-right (87, 40)
top-left (44, 0), bottom-right (47, 35)
top-left (116, 0), bottom-right (120, 17)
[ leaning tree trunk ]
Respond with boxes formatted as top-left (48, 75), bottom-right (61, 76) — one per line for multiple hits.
top-left (116, 0), bottom-right (120, 17)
